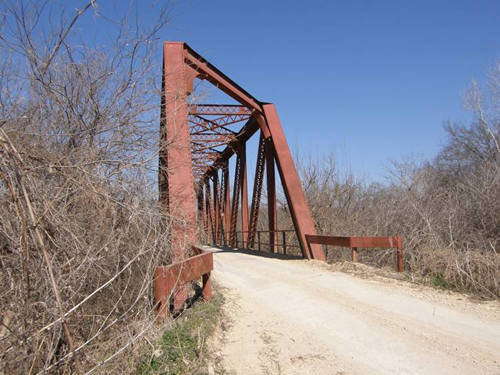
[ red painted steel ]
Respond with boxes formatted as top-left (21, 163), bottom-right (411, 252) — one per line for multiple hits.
top-left (236, 229), bottom-right (301, 254)
top-left (189, 105), bottom-right (250, 180)
top-left (261, 105), bottom-right (325, 260)
top-left (160, 41), bottom-right (401, 283)
top-left (202, 185), bottom-right (209, 241)
top-left (265, 139), bottom-right (277, 253)
top-left (305, 235), bottom-right (351, 248)
top-left (160, 42), bottom-right (199, 309)
top-left (183, 46), bottom-right (262, 112)
top-left (247, 134), bottom-right (266, 248)
top-left (229, 153), bottom-right (241, 247)
top-left (189, 104), bottom-right (252, 116)
top-left (205, 180), bottom-right (214, 242)
top-left (156, 41), bottom-right (404, 320)
top-left (305, 235), bottom-right (404, 272)
top-left (239, 143), bottom-right (249, 247)
top-left (218, 168), bottom-right (225, 244)
top-left (212, 173), bottom-right (220, 244)
top-left (199, 116), bottom-right (260, 180)
top-left (352, 247), bottom-right (359, 263)
top-left (223, 161), bottom-right (231, 244)
top-left (197, 188), bottom-right (205, 242)
top-left (154, 249), bottom-right (213, 319)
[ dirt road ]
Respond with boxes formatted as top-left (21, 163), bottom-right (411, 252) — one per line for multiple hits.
top-left (208, 248), bottom-right (500, 375)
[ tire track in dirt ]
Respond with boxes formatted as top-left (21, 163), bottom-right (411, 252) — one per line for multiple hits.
top-left (209, 248), bottom-right (500, 375)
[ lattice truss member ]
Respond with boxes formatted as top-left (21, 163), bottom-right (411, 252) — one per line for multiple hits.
top-left (189, 104), bottom-right (252, 180)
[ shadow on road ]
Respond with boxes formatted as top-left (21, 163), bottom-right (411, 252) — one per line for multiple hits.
top-left (205, 245), bottom-right (303, 261)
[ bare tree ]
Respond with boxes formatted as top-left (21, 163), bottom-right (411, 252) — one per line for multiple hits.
top-left (0, 1), bottom-right (175, 373)
top-left (294, 60), bottom-right (500, 296)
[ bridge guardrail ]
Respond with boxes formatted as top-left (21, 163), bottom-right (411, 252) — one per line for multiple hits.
top-left (154, 246), bottom-right (213, 320)
top-left (305, 235), bottom-right (403, 272)
top-left (235, 229), bottom-right (300, 255)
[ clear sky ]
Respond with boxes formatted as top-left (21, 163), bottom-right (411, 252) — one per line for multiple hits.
top-left (159, 0), bottom-right (500, 181)
top-left (70, 0), bottom-right (500, 182)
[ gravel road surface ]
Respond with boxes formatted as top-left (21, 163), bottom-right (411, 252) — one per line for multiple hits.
top-left (208, 248), bottom-right (500, 375)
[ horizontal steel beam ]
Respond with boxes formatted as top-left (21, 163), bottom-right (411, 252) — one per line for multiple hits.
top-left (154, 249), bottom-right (213, 319)
top-left (199, 115), bottom-right (260, 181)
top-left (183, 43), bottom-right (263, 113)
top-left (189, 104), bottom-right (252, 116)
top-left (305, 235), bottom-right (402, 249)
top-left (305, 234), bottom-right (403, 272)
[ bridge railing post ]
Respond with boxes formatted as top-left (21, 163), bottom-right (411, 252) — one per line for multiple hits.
top-left (305, 235), bottom-right (404, 272)
top-left (202, 272), bottom-right (212, 300)
top-left (352, 247), bottom-right (359, 263)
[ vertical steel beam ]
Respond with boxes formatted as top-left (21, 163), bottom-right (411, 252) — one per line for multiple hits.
top-left (239, 142), bottom-right (249, 247)
top-left (247, 133), bottom-right (266, 248)
top-left (352, 247), bottom-right (359, 263)
top-left (266, 139), bottom-right (277, 253)
top-left (197, 186), bottom-right (204, 242)
top-left (205, 180), bottom-right (214, 243)
top-left (202, 184), bottom-right (209, 242)
top-left (261, 104), bottom-right (325, 260)
top-left (229, 153), bottom-right (241, 247)
top-left (212, 172), bottom-right (219, 245)
top-left (160, 42), bottom-right (199, 309)
top-left (159, 60), bottom-right (169, 214)
top-left (202, 272), bottom-right (212, 300)
top-left (219, 168), bottom-right (226, 245)
top-left (223, 161), bottom-right (231, 245)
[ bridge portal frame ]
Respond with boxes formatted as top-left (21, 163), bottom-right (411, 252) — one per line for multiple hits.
top-left (159, 41), bottom-right (325, 269)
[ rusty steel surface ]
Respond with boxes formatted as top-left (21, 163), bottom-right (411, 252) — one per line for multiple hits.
top-left (190, 104), bottom-right (252, 116)
top-left (183, 45), bottom-right (262, 112)
top-left (160, 41), bottom-right (325, 263)
top-left (235, 229), bottom-right (301, 255)
top-left (229, 152), bottom-right (242, 247)
top-left (265, 138), bottom-right (277, 253)
top-left (223, 162), bottom-right (231, 244)
top-left (154, 249), bottom-right (213, 319)
top-left (160, 42), bottom-right (197, 308)
top-left (262, 104), bottom-right (325, 260)
top-left (212, 173), bottom-right (220, 244)
top-left (305, 235), bottom-right (404, 272)
top-left (189, 104), bottom-right (251, 180)
top-left (159, 40), bottom-right (400, 284)
top-left (247, 133), bottom-right (266, 248)
top-left (239, 142), bottom-right (249, 247)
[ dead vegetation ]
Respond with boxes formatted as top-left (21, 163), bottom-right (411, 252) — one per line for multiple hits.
top-left (0, 1), bottom-right (174, 373)
top-left (0, 1), bottom-right (498, 373)
top-left (297, 62), bottom-right (500, 297)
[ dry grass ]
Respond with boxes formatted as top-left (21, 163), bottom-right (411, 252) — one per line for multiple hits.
top-left (0, 127), bottom-right (172, 373)
top-left (294, 61), bottom-right (499, 298)
top-left (0, 1), bottom-right (176, 373)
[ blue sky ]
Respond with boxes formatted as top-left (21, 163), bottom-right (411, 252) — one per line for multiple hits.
top-left (72, 0), bottom-right (500, 182)
top-left (160, 0), bottom-right (500, 181)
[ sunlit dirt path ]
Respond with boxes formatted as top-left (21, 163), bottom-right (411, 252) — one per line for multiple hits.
top-left (207, 248), bottom-right (500, 375)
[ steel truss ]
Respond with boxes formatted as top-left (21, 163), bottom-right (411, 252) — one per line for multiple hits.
top-left (156, 41), bottom-right (404, 313)
top-left (159, 41), bottom-right (325, 308)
